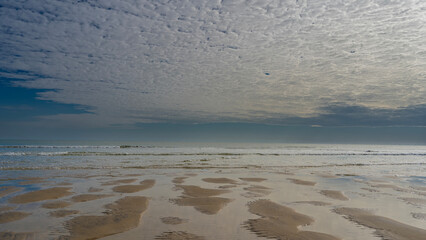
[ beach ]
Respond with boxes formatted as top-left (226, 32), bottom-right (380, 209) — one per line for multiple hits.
top-left (0, 143), bottom-right (425, 240)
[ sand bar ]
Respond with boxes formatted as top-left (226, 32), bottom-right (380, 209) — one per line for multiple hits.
top-left (0, 186), bottom-right (22, 198)
top-left (155, 231), bottom-right (205, 240)
top-left (160, 217), bottom-right (188, 225)
top-left (42, 200), bottom-right (71, 209)
top-left (245, 199), bottom-right (340, 240)
top-left (50, 210), bottom-right (79, 218)
top-left (320, 190), bottom-right (349, 201)
top-left (172, 177), bottom-right (188, 184)
top-left (71, 194), bottom-right (113, 202)
top-left (177, 185), bottom-right (229, 197)
top-left (112, 179), bottom-right (155, 193)
top-left (288, 178), bottom-right (316, 186)
top-left (0, 211), bottom-right (31, 224)
top-left (172, 197), bottom-right (232, 215)
top-left (9, 187), bottom-right (72, 204)
top-left (335, 207), bottom-right (426, 240)
top-left (202, 178), bottom-right (237, 184)
top-left (239, 178), bottom-right (266, 182)
top-left (63, 196), bottom-right (148, 240)
top-left (101, 178), bottom-right (137, 186)
top-left (0, 231), bottom-right (35, 240)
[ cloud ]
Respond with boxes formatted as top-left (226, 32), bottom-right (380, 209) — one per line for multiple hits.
top-left (0, 0), bottom-right (425, 126)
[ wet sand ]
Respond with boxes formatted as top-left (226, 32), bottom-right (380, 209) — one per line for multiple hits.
top-left (42, 200), bottom-right (72, 209)
top-left (0, 212), bottom-right (31, 224)
top-left (245, 199), bottom-right (340, 240)
top-left (0, 186), bottom-right (22, 198)
top-left (0, 166), bottom-right (424, 240)
top-left (320, 190), bottom-right (349, 201)
top-left (71, 194), bottom-right (113, 202)
top-left (335, 208), bottom-right (426, 240)
top-left (63, 196), bottom-right (148, 239)
top-left (9, 187), bottom-right (72, 204)
top-left (112, 179), bottom-right (155, 193)
top-left (155, 231), bottom-right (205, 240)
top-left (288, 178), bottom-right (316, 186)
top-left (202, 178), bottom-right (238, 184)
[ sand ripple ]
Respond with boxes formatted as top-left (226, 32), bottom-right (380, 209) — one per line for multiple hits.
top-left (155, 231), bottom-right (204, 240)
top-left (245, 199), bottom-right (340, 240)
top-left (335, 208), bottom-right (426, 240)
top-left (9, 187), bottom-right (72, 204)
top-left (63, 196), bottom-right (148, 240)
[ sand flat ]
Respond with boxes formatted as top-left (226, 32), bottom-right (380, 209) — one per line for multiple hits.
top-left (245, 199), bottom-right (340, 240)
top-left (63, 196), bottom-right (148, 240)
top-left (112, 179), bottom-right (155, 193)
top-left (320, 190), bottom-right (349, 201)
top-left (49, 210), bottom-right (79, 218)
top-left (399, 197), bottom-right (426, 206)
top-left (155, 231), bottom-right (205, 240)
top-left (172, 197), bottom-right (233, 215)
top-left (239, 178), bottom-right (267, 182)
top-left (0, 211), bottom-right (31, 224)
top-left (71, 194), bottom-right (113, 202)
top-left (335, 208), bottom-right (426, 240)
top-left (9, 187), bottom-right (73, 204)
top-left (202, 178), bottom-right (237, 184)
top-left (177, 185), bottom-right (230, 197)
top-left (0, 231), bottom-right (35, 240)
top-left (42, 201), bottom-right (71, 209)
top-left (172, 177), bottom-right (188, 184)
top-left (101, 178), bottom-right (137, 186)
top-left (288, 178), bottom-right (317, 186)
top-left (0, 186), bottom-right (22, 198)
top-left (160, 217), bottom-right (188, 225)
top-left (294, 201), bottom-right (331, 206)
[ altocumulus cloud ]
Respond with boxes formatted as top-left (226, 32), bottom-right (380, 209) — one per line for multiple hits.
top-left (0, 0), bottom-right (425, 127)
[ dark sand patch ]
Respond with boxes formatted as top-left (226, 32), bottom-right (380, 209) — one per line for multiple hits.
top-left (288, 178), bottom-right (316, 186)
top-left (50, 210), bottom-right (79, 218)
top-left (160, 217), bottom-right (188, 225)
top-left (0, 211), bottom-right (31, 224)
top-left (71, 194), bottom-right (113, 203)
top-left (294, 201), bottom-right (331, 206)
top-left (320, 190), bottom-right (349, 201)
top-left (0, 231), bottom-right (35, 240)
top-left (172, 177), bottom-right (188, 184)
top-left (0, 186), bottom-right (22, 198)
top-left (63, 196), bottom-right (148, 240)
top-left (411, 212), bottom-right (426, 220)
top-left (411, 185), bottom-right (426, 191)
top-left (112, 179), bottom-right (155, 193)
top-left (361, 187), bottom-right (379, 193)
top-left (185, 173), bottom-right (198, 177)
top-left (400, 197), bottom-right (426, 206)
top-left (202, 178), bottom-right (237, 184)
top-left (177, 185), bottom-right (230, 198)
top-left (245, 199), bottom-right (340, 240)
top-left (19, 179), bottom-right (46, 185)
top-left (101, 178), bottom-right (137, 186)
top-left (243, 185), bottom-right (271, 197)
top-left (88, 187), bottom-right (103, 193)
top-left (155, 231), bottom-right (205, 240)
top-left (9, 187), bottom-right (72, 204)
top-left (0, 206), bottom-right (15, 212)
top-left (239, 178), bottom-right (266, 182)
top-left (218, 184), bottom-right (238, 189)
top-left (56, 182), bottom-right (73, 186)
top-left (42, 201), bottom-right (72, 209)
top-left (172, 197), bottom-right (233, 215)
top-left (335, 207), bottom-right (426, 240)
top-left (367, 183), bottom-right (409, 193)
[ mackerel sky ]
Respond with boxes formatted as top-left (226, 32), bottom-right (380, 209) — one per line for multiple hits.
top-left (1, 0), bottom-right (426, 137)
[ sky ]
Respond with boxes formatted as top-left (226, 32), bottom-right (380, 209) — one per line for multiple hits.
top-left (0, 0), bottom-right (425, 143)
